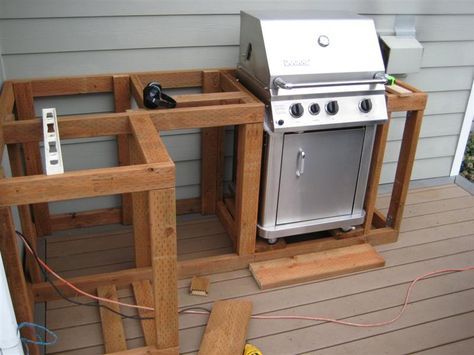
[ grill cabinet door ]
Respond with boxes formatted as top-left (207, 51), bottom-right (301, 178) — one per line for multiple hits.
top-left (276, 128), bottom-right (365, 225)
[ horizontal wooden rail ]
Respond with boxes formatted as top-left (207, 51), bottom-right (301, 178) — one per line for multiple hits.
top-left (0, 162), bottom-right (175, 206)
top-left (2, 103), bottom-right (264, 144)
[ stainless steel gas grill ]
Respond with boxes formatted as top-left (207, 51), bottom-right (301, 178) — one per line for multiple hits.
top-left (237, 10), bottom-right (388, 243)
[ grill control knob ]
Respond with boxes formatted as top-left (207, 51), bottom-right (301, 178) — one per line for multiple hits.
top-left (359, 98), bottom-right (373, 113)
top-left (289, 103), bottom-right (304, 118)
top-left (326, 100), bottom-right (339, 115)
top-left (309, 103), bottom-right (320, 115)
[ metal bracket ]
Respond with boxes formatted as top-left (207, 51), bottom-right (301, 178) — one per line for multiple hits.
top-left (42, 108), bottom-right (64, 175)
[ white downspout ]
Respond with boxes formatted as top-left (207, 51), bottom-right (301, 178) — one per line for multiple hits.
top-left (0, 253), bottom-right (24, 355)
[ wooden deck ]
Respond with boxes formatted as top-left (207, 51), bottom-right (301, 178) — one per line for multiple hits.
top-left (40, 183), bottom-right (474, 354)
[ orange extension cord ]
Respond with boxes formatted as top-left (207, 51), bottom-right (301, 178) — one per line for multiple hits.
top-left (20, 233), bottom-right (473, 328)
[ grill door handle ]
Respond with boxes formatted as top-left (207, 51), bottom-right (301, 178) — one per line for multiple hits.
top-left (274, 76), bottom-right (387, 90)
top-left (296, 149), bottom-right (305, 177)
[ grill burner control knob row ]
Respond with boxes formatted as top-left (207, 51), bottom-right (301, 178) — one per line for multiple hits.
top-left (289, 103), bottom-right (304, 118)
top-left (309, 103), bottom-right (320, 115)
top-left (325, 100), bottom-right (339, 115)
top-left (359, 98), bottom-right (373, 113)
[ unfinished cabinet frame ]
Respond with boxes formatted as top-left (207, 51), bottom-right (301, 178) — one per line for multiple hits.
top-left (0, 69), bottom-right (426, 354)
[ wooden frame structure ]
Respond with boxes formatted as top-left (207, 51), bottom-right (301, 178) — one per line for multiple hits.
top-left (0, 69), bottom-right (426, 354)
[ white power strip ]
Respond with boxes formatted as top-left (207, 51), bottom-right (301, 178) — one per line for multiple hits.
top-left (42, 108), bottom-right (64, 175)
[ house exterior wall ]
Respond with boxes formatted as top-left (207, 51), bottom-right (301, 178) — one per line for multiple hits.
top-left (0, 0), bottom-right (473, 213)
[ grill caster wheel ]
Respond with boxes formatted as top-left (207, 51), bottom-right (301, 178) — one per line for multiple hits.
top-left (341, 226), bottom-right (355, 232)
top-left (267, 238), bottom-right (278, 245)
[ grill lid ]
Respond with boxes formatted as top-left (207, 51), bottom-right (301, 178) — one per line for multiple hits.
top-left (238, 10), bottom-right (385, 89)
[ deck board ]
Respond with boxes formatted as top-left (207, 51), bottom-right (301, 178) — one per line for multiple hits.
top-left (41, 183), bottom-right (474, 354)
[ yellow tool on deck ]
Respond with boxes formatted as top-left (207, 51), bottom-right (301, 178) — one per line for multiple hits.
top-left (243, 343), bottom-right (263, 355)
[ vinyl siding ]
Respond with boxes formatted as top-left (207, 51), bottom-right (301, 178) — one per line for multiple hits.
top-left (0, 0), bottom-right (473, 213)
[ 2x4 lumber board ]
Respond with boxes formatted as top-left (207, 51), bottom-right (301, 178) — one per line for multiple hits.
top-left (386, 92), bottom-right (427, 112)
top-left (363, 119), bottom-right (391, 234)
top-left (0, 207), bottom-right (39, 355)
top-left (175, 91), bottom-right (244, 108)
top-left (0, 162), bottom-right (175, 207)
top-left (387, 110), bottom-right (425, 231)
top-left (32, 235), bottom-right (373, 302)
top-left (50, 208), bottom-right (121, 232)
top-left (372, 209), bottom-right (388, 228)
top-left (109, 346), bottom-right (179, 355)
top-left (97, 284), bottom-right (128, 353)
top-left (13, 81), bottom-right (51, 237)
top-left (149, 188), bottom-right (179, 349)
top-left (2, 104), bottom-right (264, 144)
top-left (0, 81), bottom-right (15, 116)
top-left (198, 300), bottom-right (252, 355)
top-left (27, 75), bottom-right (113, 97)
top-left (132, 280), bottom-right (156, 346)
top-left (129, 138), bottom-right (152, 267)
top-left (4, 144), bottom-right (41, 281)
top-left (216, 200), bottom-right (235, 243)
top-left (130, 75), bottom-right (145, 108)
top-left (129, 114), bottom-right (173, 165)
top-left (136, 70), bottom-right (202, 89)
top-left (249, 243), bottom-right (385, 290)
top-left (176, 197), bottom-right (201, 215)
top-left (114, 75), bottom-right (133, 225)
top-left (234, 123), bottom-right (263, 255)
top-left (201, 70), bottom-right (223, 214)
top-left (219, 72), bottom-right (260, 103)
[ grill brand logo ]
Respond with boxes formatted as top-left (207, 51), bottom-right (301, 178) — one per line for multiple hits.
top-left (282, 58), bottom-right (311, 67)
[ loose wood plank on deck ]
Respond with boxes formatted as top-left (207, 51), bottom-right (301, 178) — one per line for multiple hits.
top-left (198, 300), bottom-right (252, 355)
top-left (97, 284), bottom-right (127, 353)
top-left (249, 243), bottom-right (385, 290)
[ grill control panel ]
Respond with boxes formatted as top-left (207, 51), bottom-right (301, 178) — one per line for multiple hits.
top-left (269, 94), bottom-right (387, 132)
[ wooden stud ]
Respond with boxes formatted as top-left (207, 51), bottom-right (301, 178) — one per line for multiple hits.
top-left (234, 123), bottom-right (263, 255)
top-left (149, 188), bottom-right (179, 349)
top-left (372, 209), bottom-right (387, 229)
top-left (132, 280), bottom-right (156, 346)
top-left (27, 75), bottom-right (113, 97)
top-left (114, 75), bottom-right (133, 225)
top-left (198, 300), bottom-right (252, 355)
top-left (216, 201), bottom-right (235, 243)
top-left (0, 162), bottom-right (175, 207)
top-left (2, 103), bottom-right (263, 144)
top-left (13, 81), bottom-right (51, 237)
top-left (50, 208), bottom-right (121, 232)
top-left (363, 118), bottom-right (391, 234)
top-left (97, 284), bottom-right (128, 353)
top-left (387, 110), bottom-right (425, 231)
top-left (5, 143), bottom-right (42, 282)
top-left (0, 207), bottom-right (39, 355)
top-left (201, 69), bottom-right (223, 215)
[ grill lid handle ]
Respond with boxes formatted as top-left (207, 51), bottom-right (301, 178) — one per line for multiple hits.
top-left (274, 73), bottom-right (388, 90)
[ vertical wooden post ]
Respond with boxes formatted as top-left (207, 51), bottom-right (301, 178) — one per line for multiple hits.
top-left (363, 118), bottom-right (391, 234)
top-left (113, 75), bottom-right (133, 225)
top-left (201, 70), bottom-right (225, 214)
top-left (149, 188), bottom-right (179, 349)
top-left (234, 123), bottom-right (263, 255)
top-left (13, 81), bottom-right (51, 237)
top-left (387, 110), bottom-right (425, 231)
top-left (0, 206), bottom-right (39, 355)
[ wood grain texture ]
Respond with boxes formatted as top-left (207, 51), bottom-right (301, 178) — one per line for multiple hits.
top-left (28, 75), bottom-right (113, 97)
top-left (198, 299), bottom-right (252, 355)
top-left (50, 208), bottom-right (121, 232)
top-left (234, 123), bottom-right (263, 255)
top-left (13, 80), bottom-right (51, 236)
top-left (0, 162), bottom-right (175, 206)
top-left (97, 284), bottom-right (128, 353)
top-left (363, 119), bottom-right (391, 234)
top-left (149, 188), bottom-right (179, 349)
top-left (109, 346), bottom-right (179, 355)
top-left (0, 207), bottom-right (39, 355)
top-left (132, 280), bottom-right (156, 346)
top-left (114, 75), bottom-right (133, 225)
top-left (2, 104), bottom-right (264, 143)
top-left (249, 243), bottom-right (385, 290)
top-left (387, 110), bottom-right (426, 231)
top-left (201, 69), bottom-right (223, 215)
